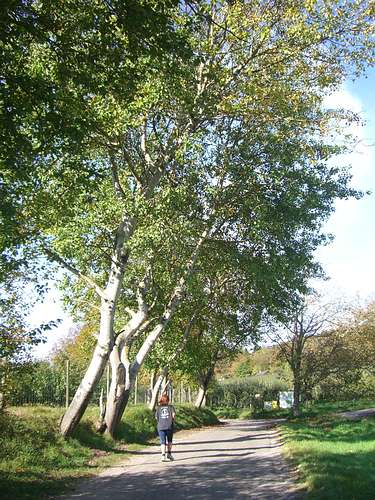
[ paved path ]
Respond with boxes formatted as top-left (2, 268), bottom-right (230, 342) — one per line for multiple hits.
top-left (337, 407), bottom-right (375, 420)
top-left (58, 419), bottom-right (301, 500)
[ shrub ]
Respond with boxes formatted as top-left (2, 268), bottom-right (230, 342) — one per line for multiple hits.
top-left (210, 375), bottom-right (289, 408)
top-left (116, 405), bottom-right (157, 442)
top-left (212, 407), bottom-right (241, 419)
top-left (238, 409), bottom-right (253, 419)
top-left (174, 405), bottom-right (219, 429)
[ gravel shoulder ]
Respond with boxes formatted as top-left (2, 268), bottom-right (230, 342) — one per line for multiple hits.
top-left (57, 419), bottom-right (302, 500)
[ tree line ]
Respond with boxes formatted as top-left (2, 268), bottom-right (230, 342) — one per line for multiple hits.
top-left (1, 0), bottom-right (374, 437)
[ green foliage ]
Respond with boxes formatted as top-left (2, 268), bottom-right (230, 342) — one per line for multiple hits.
top-left (238, 408), bottom-right (253, 419)
top-left (2, 0), bottom-right (375, 431)
top-left (212, 407), bottom-right (242, 419)
top-left (300, 399), bottom-right (375, 418)
top-left (218, 347), bottom-right (292, 383)
top-left (0, 407), bottom-right (96, 500)
top-left (279, 301), bottom-right (375, 404)
top-left (116, 405), bottom-right (157, 442)
top-left (5, 361), bottom-right (66, 407)
top-left (6, 358), bottom-right (107, 407)
top-left (174, 404), bottom-right (219, 429)
top-left (0, 269), bottom-right (58, 407)
top-left (116, 404), bottom-right (218, 441)
top-left (233, 358), bottom-right (254, 378)
top-left (210, 375), bottom-right (289, 408)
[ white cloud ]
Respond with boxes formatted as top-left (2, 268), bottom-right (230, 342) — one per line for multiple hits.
top-left (324, 88), bottom-right (363, 114)
top-left (324, 87), bottom-right (372, 184)
top-left (314, 85), bottom-right (375, 301)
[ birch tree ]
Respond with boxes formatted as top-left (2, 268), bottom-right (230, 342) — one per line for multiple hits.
top-left (2, 1), bottom-right (199, 437)
top-left (2, 0), bottom-right (374, 438)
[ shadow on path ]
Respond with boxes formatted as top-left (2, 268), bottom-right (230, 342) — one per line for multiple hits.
top-left (58, 419), bottom-right (300, 500)
top-left (63, 452), bottom-right (297, 500)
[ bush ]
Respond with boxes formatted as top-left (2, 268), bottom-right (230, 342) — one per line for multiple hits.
top-left (238, 409), bottom-right (253, 419)
top-left (315, 371), bottom-right (375, 402)
top-left (107, 404), bottom-right (219, 441)
top-left (116, 405), bottom-right (156, 442)
top-left (210, 375), bottom-right (289, 408)
top-left (212, 407), bottom-right (241, 419)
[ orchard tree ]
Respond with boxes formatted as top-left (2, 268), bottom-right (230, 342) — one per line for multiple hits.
top-left (297, 327), bottom-right (362, 401)
top-left (266, 296), bottom-right (347, 416)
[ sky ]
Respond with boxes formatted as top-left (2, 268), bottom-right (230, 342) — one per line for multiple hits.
top-left (30, 68), bottom-right (375, 359)
top-left (313, 67), bottom-right (375, 302)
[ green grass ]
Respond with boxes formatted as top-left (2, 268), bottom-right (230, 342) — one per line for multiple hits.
top-left (212, 407), bottom-right (242, 418)
top-left (300, 398), bottom-right (375, 417)
top-left (280, 399), bottom-right (375, 499)
top-left (0, 404), bottom-right (218, 500)
top-left (212, 406), bottom-right (290, 419)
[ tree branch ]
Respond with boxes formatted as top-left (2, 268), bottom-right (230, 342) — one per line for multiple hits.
top-left (43, 248), bottom-right (107, 300)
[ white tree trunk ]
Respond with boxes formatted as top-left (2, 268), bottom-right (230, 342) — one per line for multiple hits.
top-left (194, 365), bottom-right (215, 409)
top-left (148, 369), bottom-right (167, 411)
top-left (60, 298), bottom-right (116, 436)
top-left (104, 306), bottom-right (150, 436)
top-left (105, 344), bottom-right (132, 437)
top-left (104, 227), bottom-right (209, 435)
top-left (194, 387), bottom-right (207, 408)
top-left (60, 217), bottom-right (134, 437)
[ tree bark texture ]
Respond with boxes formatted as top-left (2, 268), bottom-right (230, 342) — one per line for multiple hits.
top-left (195, 366), bottom-right (215, 408)
top-left (60, 217), bottom-right (133, 437)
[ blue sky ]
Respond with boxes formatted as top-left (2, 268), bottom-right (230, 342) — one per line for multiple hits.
top-left (31, 68), bottom-right (375, 358)
top-left (314, 67), bottom-right (375, 301)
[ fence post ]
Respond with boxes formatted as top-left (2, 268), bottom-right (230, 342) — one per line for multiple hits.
top-left (65, 359), bottom-right (70, 409)
top-left (134, 375), bottom-right (138, 405)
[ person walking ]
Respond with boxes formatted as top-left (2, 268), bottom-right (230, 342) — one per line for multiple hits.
top-left (155, 393), bottom-right (176, 462)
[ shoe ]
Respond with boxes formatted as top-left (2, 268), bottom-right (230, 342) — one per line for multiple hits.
top-left (167, 453), bottom-right (174, 461)
top-left (161, 454), bottom-right (168, 462)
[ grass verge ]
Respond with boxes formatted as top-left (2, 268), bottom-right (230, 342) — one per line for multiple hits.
top-left (280, 400), bottom-right (375, 499)
top-left (0, 404), bottom-right (218, 500)
top-left (212, 406), bottom-right (290, 419)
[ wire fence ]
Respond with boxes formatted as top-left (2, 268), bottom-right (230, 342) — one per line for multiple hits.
top-left (8, 361), bottom-right (198, 408)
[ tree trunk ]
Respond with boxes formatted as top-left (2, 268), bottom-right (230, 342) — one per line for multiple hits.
top-left (104, 228), bottom-right (210, 435)
top-left (105, 352), bottom-right (137, 436)
top-left (194, 387), bottom-right (207, 408)
top-left (292, 368), bottom-right (302, 417)
top-left (59, 216), bottom-right (135, 437)
top-left (104, 339), bottom-right (131, 437)
top-left (194, 366), bottom-right (214, 408)
top-left (103, 306), bottom-right (150, 436)
top-left (149, 369), bottom-right (167, 411)
top-left (292, 383), bottom-right (301, 416)
top-left (0, 362), bottom-right (5, 410)
top-left (148, 369), bottom-right (156, 404)
top-left (60, 299), bottom-right (116, 437)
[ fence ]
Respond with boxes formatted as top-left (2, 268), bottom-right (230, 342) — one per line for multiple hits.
top-left (8, 360), bottom-right (198, 407)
